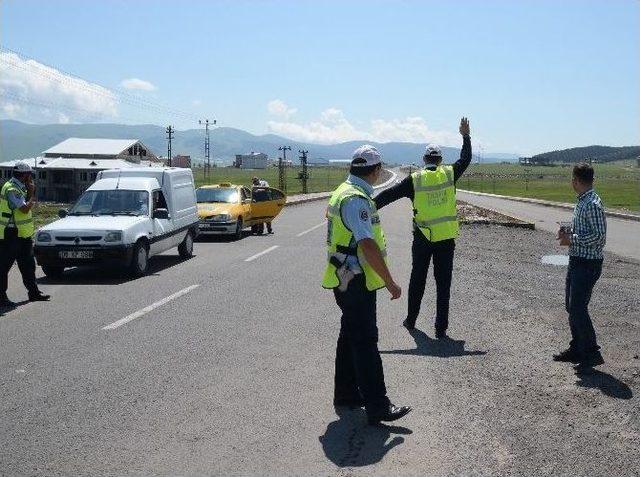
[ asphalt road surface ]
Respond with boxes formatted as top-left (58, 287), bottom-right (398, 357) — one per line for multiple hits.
top-left (1, 198), bottom-right (639, 476)
top-left (458, 190), bottom-right (640, 261)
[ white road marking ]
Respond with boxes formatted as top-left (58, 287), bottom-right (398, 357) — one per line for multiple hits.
top-left (102, 284), bottom-right (200, 331)
top-left (296, 221), bottom-right (327, 237)
top-left (244, 245), bottom-right (280, 262)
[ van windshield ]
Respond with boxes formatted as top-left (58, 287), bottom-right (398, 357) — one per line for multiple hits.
top-left (196, 188), bottom-right (239, 203)
top-left (69, 190), bottom-right (150, 216)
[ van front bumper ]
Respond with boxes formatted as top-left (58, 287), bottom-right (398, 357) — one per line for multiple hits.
top-left (34, 244), bottom-right (134, 267)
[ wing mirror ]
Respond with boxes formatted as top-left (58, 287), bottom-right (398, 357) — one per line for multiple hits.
top-left (153, 208), bottom-right (170, 220)
top-left (58, 208), bottom-right (68, 218)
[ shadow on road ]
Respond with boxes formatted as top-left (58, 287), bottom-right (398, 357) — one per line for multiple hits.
top-left (319, 408), bottom-right (412, 468)
top-left (575, 369), bottom-right (633, 400)
top-left (0, 299), bottom-right (30, 317)
top-left (381, 328), bottom-right (487, 358)
top-left (37, 255), bottom-right (190, 286)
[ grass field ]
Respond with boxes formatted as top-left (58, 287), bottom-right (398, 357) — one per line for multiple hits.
top-left (459, 162), bottom-right (640, 212)
top-left (193, 165), bottom-right (349, 195)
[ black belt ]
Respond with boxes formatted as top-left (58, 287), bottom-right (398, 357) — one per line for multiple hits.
top-left (1, 212), bottom-right (11, 218)
top-left (336, 244), bottom-right (357, 255)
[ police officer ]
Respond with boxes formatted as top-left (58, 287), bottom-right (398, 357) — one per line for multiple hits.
top-left (0, 162), bottom-right (50, 308)
top-left (323, 145), bottom-right (411, 425)
top-left (374, 118), bottom-right (471, 337)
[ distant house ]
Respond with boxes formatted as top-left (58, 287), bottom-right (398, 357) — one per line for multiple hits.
top-left (171, 155), bottom-right (191, 168)
top-left (0, 137), bottom-right (161, 202)
top-left (234, 152), bottom-right (268, 169)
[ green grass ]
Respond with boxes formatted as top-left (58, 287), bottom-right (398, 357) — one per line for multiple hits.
top-left (33, 202), bottom-right (66, 229)
top-left (460, 163), bottom-right (640, 212)
top-left (192, 165), bottom-right (349, 195)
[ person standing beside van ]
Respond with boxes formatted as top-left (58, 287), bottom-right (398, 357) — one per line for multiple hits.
top-left (0, 162), bottom-right (50, 307)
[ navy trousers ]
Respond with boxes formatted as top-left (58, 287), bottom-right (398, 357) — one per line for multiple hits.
top-left (333, 275), bottom-right (390, 416)
top-left (565, 256), bottom-right (603, 357)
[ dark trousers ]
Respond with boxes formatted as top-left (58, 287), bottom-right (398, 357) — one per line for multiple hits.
top-left (406, 230), bottom-right (455, 332)
top-left (266, 221), bottom-right (273, 233)
top-left (333, 275), bottom-right (390, 415)
top-left (565, 256), bottom-right (602, 357)
top-left (0, 227), bottom-right (39, 298)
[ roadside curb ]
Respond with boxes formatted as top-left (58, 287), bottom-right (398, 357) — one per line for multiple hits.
top-left (458, 189), bottom-right (640, 222)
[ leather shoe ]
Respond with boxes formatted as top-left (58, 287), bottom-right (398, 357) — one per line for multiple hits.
top-left (435, 329), bottom-right (447, 339)
top-left (367, 404), bottom-right (412, 425)
top-left (574, 352), bottom-right (605, 372)
top-left (28, 292), bottom-right (50, 302)
top-left (402, 319), bottom-right (415, 331)
top-left (553, 348), bottom-right (580, 363)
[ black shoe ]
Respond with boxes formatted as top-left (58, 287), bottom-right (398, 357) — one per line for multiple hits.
top-left (0, 297), bottom-right (17, 308)
top-left (402, 319), bottom-right (415, 331)
top-left (553, 348), bottom-right (580, 363)
top-left (574, 352), bottom-right (604, 372)
top-left (367, 404), bottom-right (412, 425)
top-left (435, 329), bottom-right (447, 339)
top-left (333, 397), bottom-right (365, 408)
top-left (28, 292), bottom-right (50, 302)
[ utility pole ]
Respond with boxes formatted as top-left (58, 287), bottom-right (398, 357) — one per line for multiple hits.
top-left (298, 149), bottom-right (309, 194)
top-left (166, 125), bottom-right (174, 166)
top-left (278, 145), bottom-right (291, 192)
top-left (199, 119), bottom-right (216, 179)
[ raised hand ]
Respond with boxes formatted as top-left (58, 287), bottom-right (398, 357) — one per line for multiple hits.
top-left (459, 117), bottom-right (470, 136)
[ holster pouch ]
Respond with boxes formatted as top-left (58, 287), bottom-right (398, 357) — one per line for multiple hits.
top-left (330, 256), bottom-right (355, 292)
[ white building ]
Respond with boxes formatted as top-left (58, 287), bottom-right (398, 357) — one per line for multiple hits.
top-left (234, 152), bottom-right (268, 169)
top-left (0, 138), bottom-right (161, 202)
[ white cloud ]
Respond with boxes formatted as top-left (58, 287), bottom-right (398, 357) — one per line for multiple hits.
top-left (267, 99), bottom-right (297, 120)
top-left (266, 103), bottom-right (459, 146)
top-left (0, 51), bottom-right (118, 123)
top-left (120, 78), bottom-right (157, 91)
top-left (192, 99), bottom-right (202, 106)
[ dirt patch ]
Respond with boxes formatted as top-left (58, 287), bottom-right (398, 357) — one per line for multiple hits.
top-left (457, 200), bottom-right (534, 228)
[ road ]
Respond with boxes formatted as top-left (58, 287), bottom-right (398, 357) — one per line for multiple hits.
top-left (1, 198), bottom-right (639, 476)
top-left (458, 190), bottom-right (640, 261)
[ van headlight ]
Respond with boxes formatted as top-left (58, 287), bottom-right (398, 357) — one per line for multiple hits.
top-left (104, 231), bottom-right (123, 242)
top-left (37, 231), bottom-right (52, 242)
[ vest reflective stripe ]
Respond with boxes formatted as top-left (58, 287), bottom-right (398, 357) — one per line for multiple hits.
top-left (0, 181), bottom-right (34, 239)
top-left (411, 166), bottom-right (459, 242)
top-left (322, 182), bottom-right (388, 291)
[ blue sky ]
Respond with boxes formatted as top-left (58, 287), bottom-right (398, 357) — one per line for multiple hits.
top-left (1, 0), bottom-right (638, 155)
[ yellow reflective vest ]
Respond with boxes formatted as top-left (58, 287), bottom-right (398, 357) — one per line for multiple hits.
top-left (322, 181), bottom-right (387, 291)
top-left (0, 180), bottom-right (34, 239)
top-left (412, 166), bottom-right (459, 242)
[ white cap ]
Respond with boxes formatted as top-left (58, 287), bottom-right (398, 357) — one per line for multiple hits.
top-left (351, 144), bottom-right (382, 167)
top-left (13, 161), bottom-right (33, 173)
top-left (424, 144), bottom-right (442, 158)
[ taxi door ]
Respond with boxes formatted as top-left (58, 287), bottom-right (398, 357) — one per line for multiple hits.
top-left (249, 187), bottom-right (274, 224)
top-left (265, 188), bottom-right (286, 220)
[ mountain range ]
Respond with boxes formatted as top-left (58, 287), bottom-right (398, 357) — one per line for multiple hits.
top-left (0, 120), bottom-right (518, 165)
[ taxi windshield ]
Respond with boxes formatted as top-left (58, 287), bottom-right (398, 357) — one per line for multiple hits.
top-left (69, 190), bottom-right (149, 216)
top-left (196, 188), bottom-right (239, 204)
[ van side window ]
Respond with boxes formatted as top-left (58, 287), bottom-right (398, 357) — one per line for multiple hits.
top-left (153, 190), bottom-right (168, 211)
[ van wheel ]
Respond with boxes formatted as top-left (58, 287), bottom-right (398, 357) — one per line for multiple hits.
top-left (178, 231), bottom-right (194, 258)
top-left (130, 241), bottom-right (149, 277)
top-left (42, 265), bottom-right (64, 279)
top-left (234, 218), bottom-right (243, 241)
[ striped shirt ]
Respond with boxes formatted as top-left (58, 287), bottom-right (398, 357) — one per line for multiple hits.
top-left (570, 189), bottom-right (607, 260)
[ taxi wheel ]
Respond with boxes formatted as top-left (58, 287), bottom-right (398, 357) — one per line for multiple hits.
top-left (234, 218), bottom-right (243, 241)
top-left (178, 231), bottom-right (194, 258)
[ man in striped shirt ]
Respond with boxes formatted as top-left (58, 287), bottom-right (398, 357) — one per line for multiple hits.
top-left (554, 162), bottom-right (607, 371)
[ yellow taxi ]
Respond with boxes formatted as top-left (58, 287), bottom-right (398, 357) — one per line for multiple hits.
top-left (196, 183), bottom-right (286, 239)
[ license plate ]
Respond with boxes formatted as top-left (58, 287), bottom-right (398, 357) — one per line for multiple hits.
top-left (59, 250), bottom-right (94, 259)
top-left (199, 223), bottom-right (213, 229)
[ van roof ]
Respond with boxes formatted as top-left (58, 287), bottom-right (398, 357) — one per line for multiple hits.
top-left (89, 177), bottom-right (160, 191)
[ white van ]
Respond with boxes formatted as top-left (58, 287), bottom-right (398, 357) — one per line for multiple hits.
top-left (34, 168), bottom-right (200, 277)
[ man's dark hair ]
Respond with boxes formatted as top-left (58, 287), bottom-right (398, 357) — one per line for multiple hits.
top-left (349, 159), bottom-right (381, 177)
top-left (573, 162), bottom-right (594, 184)
top-left (423, 154), bottom-right (442, 165)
